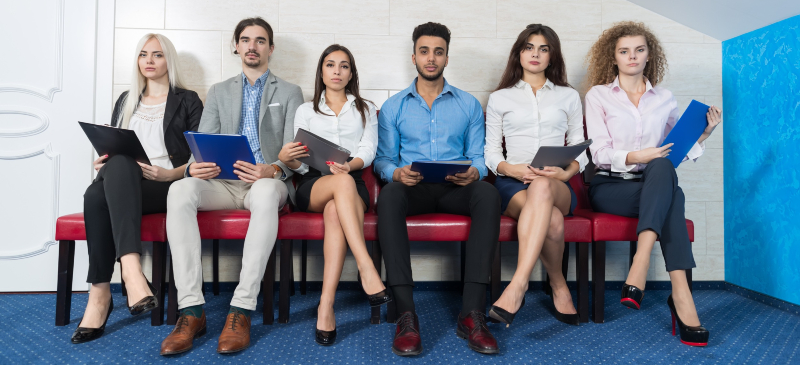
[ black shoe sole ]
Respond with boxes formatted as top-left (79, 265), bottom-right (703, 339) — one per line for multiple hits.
top-left (456, 329), bottom-right (500, 355)
top-left (392, 346), bottom-right (423, 356)
top-left (487, 309), bottom-right (511, 326)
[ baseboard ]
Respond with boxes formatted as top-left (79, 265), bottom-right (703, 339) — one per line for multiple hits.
top-left (724, 283), bottom-right (800, 315)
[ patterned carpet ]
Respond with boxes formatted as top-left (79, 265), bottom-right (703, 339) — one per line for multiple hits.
top-left (1, 288), bottom-right (798, 364)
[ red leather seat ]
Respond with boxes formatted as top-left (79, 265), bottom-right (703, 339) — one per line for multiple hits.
top-left (54, 213), bottom-right (169, 327)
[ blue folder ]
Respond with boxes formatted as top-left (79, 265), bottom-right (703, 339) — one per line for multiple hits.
top-left (410, 160), bottom-right (472, 184)
top-left (661, 100), bottom-right (710, 167)
top-left (184, 132), bottom-right (256, 180)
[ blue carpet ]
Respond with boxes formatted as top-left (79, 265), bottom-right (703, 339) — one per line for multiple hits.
top-left (1, 289), bottom-right (799, 364)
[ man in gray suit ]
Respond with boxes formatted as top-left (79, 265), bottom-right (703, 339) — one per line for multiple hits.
top-left (161, 17), bottom-right (304, 356)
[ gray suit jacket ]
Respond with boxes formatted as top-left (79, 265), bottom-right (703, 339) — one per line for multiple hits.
top-left (189, 72), bottom-right (304, 204)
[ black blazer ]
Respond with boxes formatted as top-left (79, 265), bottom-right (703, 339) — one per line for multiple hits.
top-left (111, 87), bottom-right (203, 167)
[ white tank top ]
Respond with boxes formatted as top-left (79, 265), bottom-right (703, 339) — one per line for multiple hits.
top-left (128, 101), bottom-right (173, 169)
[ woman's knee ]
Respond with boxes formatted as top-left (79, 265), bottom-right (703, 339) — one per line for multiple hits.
top-left (84, 182), bottom-right (106, 208)
top-left (647, 157), bottom-right (675, 174)
top-left (103, 154), bottom-right (137, 170)
top-left (527, 178), bottom-right (555, 201)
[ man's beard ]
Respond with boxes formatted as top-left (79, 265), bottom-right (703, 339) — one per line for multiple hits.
top-left (243, 52), bottom-right (261, 67)
top-left (416, 63), bottom-right (444, 81)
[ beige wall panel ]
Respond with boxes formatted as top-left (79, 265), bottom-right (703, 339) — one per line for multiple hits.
top-left (114, 29), bottom-right (222, 87)
top-left (334, 35), bottom-right (417, 90)
top-left (279, 0), bottom-right (389, 35)
top-left (444, 38), bottom-right (514, 92)
top-left (497, 0), bottom-right (602, 41)
top-left (116, 0), bottom-right (165, 29)
top-left (677, 148), bottom-right (723, 202)
top-left (685, 201), bottom-right (707, 255)
top-left (601, 0), bottom-right (706, 44)
top-left (705, 202), bottom-right (724, 256)
top-left (660, 43), bottom-right (722, 96)
top-left (361, 90), bottom-right (390, 109)
top-left (165, 0), bottom-right (279, 31)
top-left (389, 0), bottom-right (497, 38)
top-left (561, 40), bottom-right (593, 94)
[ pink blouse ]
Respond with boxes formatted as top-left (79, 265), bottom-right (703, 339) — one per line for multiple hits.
top-left (585, 77), bottom-right (704, 172)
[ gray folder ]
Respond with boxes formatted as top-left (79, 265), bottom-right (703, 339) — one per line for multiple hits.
top-left (529, 139), bottom-right (592, 169)
top-left (293, 128), bottom-right (351, 174)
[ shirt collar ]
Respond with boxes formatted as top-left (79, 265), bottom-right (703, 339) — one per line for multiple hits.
top-left (403, 77), bottom-right (454, 99)
top-left (609, 76), bottom-right (656, 95)
top-left (242, 69), bottom-right (270, 88)
top-left (318, 90), bottom-right (356, 112)
top-left (514, 78), bottom-right (554, 91)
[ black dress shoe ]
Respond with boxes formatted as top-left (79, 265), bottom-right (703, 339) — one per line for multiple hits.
top-left (71, 297), bottom-right (114, 344)
top-left (366, 288), bottom-right (393, 307)
top-left (621, 283), bottom-right (644, 310)
top-left (128, 280), bottom-right (159, 316)
top-left (315, 303), bottom-right (337, 346)
top-left (550, 295), bottom-right (579, 325)
top-left (488, 298), bottom-right (525, 327)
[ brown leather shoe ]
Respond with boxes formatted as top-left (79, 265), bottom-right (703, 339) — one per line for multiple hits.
top-left (392, 311), bottom-right (422, 356)
top-left (457, 310), bottom-right (499, 354)
top-left (160, 312), bottom-right (207, 356)
top-left (217, 312), bottom-right (251, 354)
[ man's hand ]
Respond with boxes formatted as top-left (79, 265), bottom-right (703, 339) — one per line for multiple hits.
top-left (93, 154), bottom-right (108, 171)
top-left (329, 161), bottom-right (350, 175)
top-left (446, 166), bottom-right (479, 186)
top-left (188, 162), bottom-right (220, 180)
top-left (138, 162), bottom-right (176, 182)
top-left (233, 161), bottom-right (274, 183)
top-left (627, 143), bottom-right (672, 165)
top-left (530, 166), bottom-right (571, 182)
top-left (393, 165), bottom-right (423, 186)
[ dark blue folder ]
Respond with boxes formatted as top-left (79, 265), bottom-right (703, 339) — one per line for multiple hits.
top-left (410, 160), bottom-right (472, 184)
top-left (661, 100), bottom-right (710, 167)
top-left (184, 132), bottom-right (256, 180)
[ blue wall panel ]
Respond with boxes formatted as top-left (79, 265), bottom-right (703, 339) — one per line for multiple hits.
top-left (723, 15), bottom-right (800, 305)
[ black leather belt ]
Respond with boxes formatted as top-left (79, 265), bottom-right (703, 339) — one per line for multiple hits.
top-left (595, 170), bottom-right (643, 180)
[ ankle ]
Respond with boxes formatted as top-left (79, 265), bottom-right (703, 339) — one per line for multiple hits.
top-left (319, 297), bottom-right (335, 308)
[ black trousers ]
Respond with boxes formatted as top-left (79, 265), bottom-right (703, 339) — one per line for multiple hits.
top-left (588, 158), bottom-right (695, 272)
top-left (377, 181), bottom-right (501, 290)
top-left (84, 155), bottom-right (172, 283)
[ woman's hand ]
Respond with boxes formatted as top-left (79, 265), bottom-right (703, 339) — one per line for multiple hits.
top-left (138, 162), bottom-right (177, 182)
top-left (93, 154), bottom-right (108, 171)
top-left (627, 143), bottom-right (672, 165)
top-left (698, 106), bottom-right (722, 143)
top-left (278, 142), bottom-right (309, 165)
top-left (530, 165), bottom-right (572, 182)
top-left (329, 161), bottom-right (351, 175)
top-left (498, 162), bottom-right (533, 182)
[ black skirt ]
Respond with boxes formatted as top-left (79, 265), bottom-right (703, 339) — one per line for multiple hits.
top-left (295, 164), bottom-right (370, 213)
top-left (494, 175), bottom-right (577, 216)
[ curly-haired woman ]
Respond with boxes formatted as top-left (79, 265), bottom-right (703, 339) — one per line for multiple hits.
top-left (584, 21), bottom-right (721, 347)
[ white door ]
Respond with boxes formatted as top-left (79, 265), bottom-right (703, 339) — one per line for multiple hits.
top-left (0, 0), bottom-right (114, 291)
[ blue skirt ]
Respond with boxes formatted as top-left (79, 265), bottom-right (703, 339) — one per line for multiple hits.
top-left (494, 176), bottom-right (577, 216)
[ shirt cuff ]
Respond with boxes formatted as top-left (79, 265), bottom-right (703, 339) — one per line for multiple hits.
top-left (471, 164), bottom-right (485, 180)
top-left (184, 163), bottom-right (192, 178)
top-left (380, 164), bottom-right (398, 183)
top-left (611, 150), bottom-right (636, 173)
top-left (685, 140), bottom-right (706, 162)
top-left (291, 163), bottom-right (309, 175)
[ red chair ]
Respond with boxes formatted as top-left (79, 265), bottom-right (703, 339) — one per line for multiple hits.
top-left (572, 175), bottom-right (694, 323)
top-left (54, 213), bottom-right (169, 326)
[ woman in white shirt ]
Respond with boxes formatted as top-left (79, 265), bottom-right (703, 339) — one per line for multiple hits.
top-left (278, 44), bottom-right (389, 346)
top-left (484, 24), bottom-right (585, 327)
top-left (73, 34), bottom-right (202, 344)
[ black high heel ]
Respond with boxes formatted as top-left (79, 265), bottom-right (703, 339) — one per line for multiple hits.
top-left (361, 275), bottom-right (392, 307)
top-left (128, 279), bottom-right (159, 316)
top-left (621, 283), bottom-right (644, 310)
top-left (667, 295), bottom-right (708, 347)
top-left (550, 295), bottom-right (580, 325)
top-left (315, 302), bottom-right (337, 346)
top-left (71, 296), bottom-right (114, 344)
top-left (488, 297), bottom-right (525, 327)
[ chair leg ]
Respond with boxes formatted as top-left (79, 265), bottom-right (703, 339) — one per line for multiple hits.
top-left (151, 241), bottom-right (167, 326)
top-left (460, 241), bottom-right (466, 293)
top-left (121, 277), bottom-right (127, 296)
top-left (562, 242), bottom-right (570, 280)
top-left (491, 242), bottom-right (501, 305)
top-left (212, 239), bottom-right (220, 296)
top-left (55, 240), bottom-right (76, 326)
top-left (577, 242), bottom-right (589, 323)
top-left (591, 241), bottom-right (606, 323)
top-left (167, 254), bottom-right (178, 326)
top-left (629, 241), bottom-right (637, 268)
top-left (686, 268), bottom-right (693, 293)
top-left (290, 240), bottom-right (296, 297)
top-left (300, 240), bottom-right (307, 295)
top-left (370, 240), bottom-right (382, 324)
top-left (278, 239), bottom-right (293, 323)
top-left (262, 244), bottom-right (277, 325)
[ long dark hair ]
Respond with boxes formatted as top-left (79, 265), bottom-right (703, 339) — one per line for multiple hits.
top-left (495, 24), bottom-right (569, 91)
top-left (312, 44), bottom-right (371, 125)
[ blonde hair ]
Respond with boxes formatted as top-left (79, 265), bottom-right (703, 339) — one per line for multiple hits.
top-left (585, 21), bottom-right (667, 87)
top-left (119, 33), bottom-right (185, 129)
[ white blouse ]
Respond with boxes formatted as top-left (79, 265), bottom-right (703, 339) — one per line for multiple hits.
top-left (292, 91), bottom-right (378, 174)
top-left (485, 79), bottom-right (588, 176)
top-left (129, 101), bottom-right (173, 170)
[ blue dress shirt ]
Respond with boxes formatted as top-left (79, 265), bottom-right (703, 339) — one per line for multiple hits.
top-left (239, 70), bottom-right (270, 164)
top-left (374, 78), bottom-right (487, 183)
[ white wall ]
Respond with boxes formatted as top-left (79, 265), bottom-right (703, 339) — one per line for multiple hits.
top-left (112, 0), bottom-right (724, 284)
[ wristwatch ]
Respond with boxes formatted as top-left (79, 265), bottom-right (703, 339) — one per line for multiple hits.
top-left (271, 164), bottom-right (283, 180)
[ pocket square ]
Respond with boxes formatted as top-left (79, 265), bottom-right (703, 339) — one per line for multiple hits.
top-left (268, 103), bottom-right (281, 107)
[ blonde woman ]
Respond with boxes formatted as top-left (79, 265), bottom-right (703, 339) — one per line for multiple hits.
top-left (584, 22), bottom-right (720, 347)
top-left (72, 33), bottom-right (202, 344)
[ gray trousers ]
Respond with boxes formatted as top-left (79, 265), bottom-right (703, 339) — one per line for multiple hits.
top-left (166, 177), bottom-right (288, 311)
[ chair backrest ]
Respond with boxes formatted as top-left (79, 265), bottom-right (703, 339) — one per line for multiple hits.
top-left (569, 173), bottom-right (591, 210)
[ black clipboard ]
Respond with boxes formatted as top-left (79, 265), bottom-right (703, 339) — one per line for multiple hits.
top-left (79, 121), bottom-right (151, 165)
top-left (529, 139), bottom-right (592, 169)
top-left (293, 128), bottom-right (351, 174)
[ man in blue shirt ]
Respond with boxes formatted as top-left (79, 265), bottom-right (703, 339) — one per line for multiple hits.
top-left (375, 22), bottom-right (501, 357)
top-left (162, 17), bottom-right (303, 356)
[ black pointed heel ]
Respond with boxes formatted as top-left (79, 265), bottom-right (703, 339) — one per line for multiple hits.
top-left (366, 288), bottom-right (393, 307)
top-left (488, 297), bottom-right (525, 327)
top-left (621, 283), bottom-right (644, 310)
top-left (668, 295), bottom-right (709, 347)
top-left (128, 279), bottom-right (159, 316)
top-left (315, 303), bottom-right (337, 346)
top-left (71, 296), bottom-right (114, 344)
top-left (551, 295), bottom-right (580, 325)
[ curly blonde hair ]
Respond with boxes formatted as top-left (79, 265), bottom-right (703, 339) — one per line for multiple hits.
top-left (585, 21), bottom-right (667, 87)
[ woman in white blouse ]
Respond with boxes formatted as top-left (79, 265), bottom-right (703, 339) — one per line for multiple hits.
top-left (485, 24), bottom-right (585, 327)
top-left (73, 34), bottom-right (202, 344)
top-left (278, 44), bottom-right (389, 346)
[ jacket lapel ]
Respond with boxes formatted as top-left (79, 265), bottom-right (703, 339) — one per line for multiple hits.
top-left (230, 75), bottom-right (243, 134)
top-left (259, 72), bottom-right (278, 129)
top-left (162, 87), bottom-right (183, 133)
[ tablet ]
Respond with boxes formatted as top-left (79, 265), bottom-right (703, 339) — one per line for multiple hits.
top-left (529, 139), bottom-right (592, 169)
top-left (293, 128), bottom-right (351, 174)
